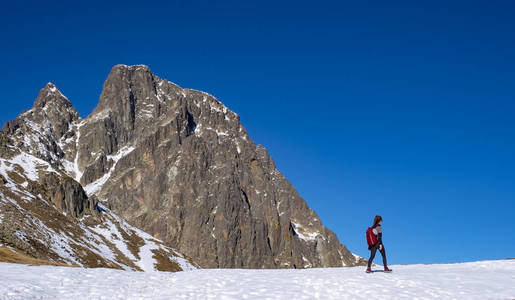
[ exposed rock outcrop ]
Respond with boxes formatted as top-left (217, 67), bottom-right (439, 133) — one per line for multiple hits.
top-left (0, 82), bottom-right (197, 271)
top-left (1, 65), bottom-right (366, 270)
top-left (75, 64), bottom-right (366, 268)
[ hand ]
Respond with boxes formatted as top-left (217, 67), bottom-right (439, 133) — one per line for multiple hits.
top-left (379, 244), bottom-right (383, 251)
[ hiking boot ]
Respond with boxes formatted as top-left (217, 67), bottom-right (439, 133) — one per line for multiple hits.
top-left (366, 267), bottom-right (373, 273)
top-left (384, 267), bottom-right (392, 272)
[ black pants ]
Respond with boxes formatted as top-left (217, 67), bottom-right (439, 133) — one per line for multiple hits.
top-left (367, 244), bottom-right (387, 268)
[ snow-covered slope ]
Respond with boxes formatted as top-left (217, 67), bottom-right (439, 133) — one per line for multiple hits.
top-left (0, 81), bottom-right (198, 271)
top-left (0, 136), bottom-right (196, 271)
top-left (1, 259), bottom-right (514, 299)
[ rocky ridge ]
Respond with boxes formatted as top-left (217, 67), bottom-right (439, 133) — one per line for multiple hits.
top-left (1, 64), bottom-right (366, 269)
top-left (0, 82), bottom-right (196, 271)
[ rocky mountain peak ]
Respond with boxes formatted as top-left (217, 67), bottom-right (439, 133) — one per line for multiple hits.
top-left (72, 64), bottom-right (366, 269)
top-left (1, 82), bottom-right (81, 166)
top-left (33, 82), bottom-right (76, 114)
top-left (27, 82), bottom-right (80, 134)
top-left (0, 76), bottom-right (197, 272)
top-left (113, 64), bottom-right (151, 71)
top-left (93, 64), bottom-right (155, 113)
top-left (1, 65), bottom-right (366, 270)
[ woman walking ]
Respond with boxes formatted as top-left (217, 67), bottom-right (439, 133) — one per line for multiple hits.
top-left (366, 215), bottom-right (392, 273)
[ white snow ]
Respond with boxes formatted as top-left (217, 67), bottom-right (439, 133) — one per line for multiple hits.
top-left (138, 101), bottom-right (155, 119)
top-left (172, 252), bottom-right (197, 272)
top-left (18, 120), bottom-right (57, 163)
top-left (91, 206), bottom-right (196, 272)
top-left (100, 209), bottom-right (158, 272)
top-left (0, 260), bottom-right (514, 299)
top-left (302, 256), bottom-right (313, 268)
top-left (44, 228), bottom-right (82, 265)
top-left (215, 129), bottom-right (229, 137)
top-left (210, 104), bottom-right (224, 113)
top-left (116, 64), bottom-right (149, 71)
top-left (194, 124), bottom-right (230, 138)
top-left (25, 120), bottom-right (44, 136)
top-left (0, 188), bottom-right (194, 272)
top-left (84, 146), bottom-right (135, 196)
top-left (70, 121), bottom-right (84, 182)
top-left (291, 220), bottom-right (320, 241)
top-left (193, 123), bottom-right (203, 135)
top-left (91, 215), bottom-right (137, 263)
top-left (0, 152), bottom-right (58, 183)
top-left (134, 239), bottom-right (160, 272)
top-left (89, 109), bottom-right (111, 122)
top-left (0, 146), bottom-right (194, 274)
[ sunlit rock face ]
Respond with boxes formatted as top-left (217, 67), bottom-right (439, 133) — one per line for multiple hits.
top-left (1, 64), bottom-right (366, 269)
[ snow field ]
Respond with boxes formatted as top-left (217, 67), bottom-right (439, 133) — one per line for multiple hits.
top-left (1, 259), bottom-right (514, 299)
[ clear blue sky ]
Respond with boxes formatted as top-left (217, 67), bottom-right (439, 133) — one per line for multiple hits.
top-left (2, 1), bottom-right (514, 265)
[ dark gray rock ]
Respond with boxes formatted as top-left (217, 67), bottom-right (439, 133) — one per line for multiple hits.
top-left (37, 172), bottom-right (99, 219)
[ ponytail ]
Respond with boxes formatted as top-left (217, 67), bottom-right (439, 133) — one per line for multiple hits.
top-left (373, 215), bottom-right (382, 227)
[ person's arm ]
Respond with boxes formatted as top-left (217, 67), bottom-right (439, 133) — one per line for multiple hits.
top-left (376, 226), bottom-right (383, 249)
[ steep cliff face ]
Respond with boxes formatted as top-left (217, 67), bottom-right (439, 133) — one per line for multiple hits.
top-left (1, 65), bottom-right (365, 269)
top-left (0, 83), bottom-right (196, 271)
top-left (72, 64), bottom-right (366, 269)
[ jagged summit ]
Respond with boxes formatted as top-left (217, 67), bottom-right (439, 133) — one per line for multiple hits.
top-left (1, 81), bottom-right (81, 167)
top-left (113, 64), bottom-right (150, 70)
top-left (33, 82), bottom-right (74, 110)
top-left (0, 74), bottom-right (197, 272)
top-left (44, 82), bottom-right (58, 92)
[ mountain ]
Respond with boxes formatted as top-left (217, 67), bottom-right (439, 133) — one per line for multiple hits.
top-left (0, 82), bottom-right (196, 271)
top-left (0, 64), bottom-right (366, 269)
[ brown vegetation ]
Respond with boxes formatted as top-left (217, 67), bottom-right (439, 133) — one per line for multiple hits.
top-left (151, 248), bottom-right (182, 272)
top-left (0, 247), bottom-right (77, 267)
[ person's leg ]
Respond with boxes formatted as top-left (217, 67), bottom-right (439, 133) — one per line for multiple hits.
top-left (379, 245), bottom-right (387, 268)
top-left (367, 245), bottom-right (378, 268)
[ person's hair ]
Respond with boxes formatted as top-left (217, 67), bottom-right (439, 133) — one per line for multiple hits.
top-left (373, 215), bottom-right (382, 226)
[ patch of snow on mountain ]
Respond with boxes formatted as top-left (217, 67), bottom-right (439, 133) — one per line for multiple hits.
top-left (91, 214), bottom-right (137, 263)
top-left (97, 207), bottom-right (197, 272)
top-left (72, 121), bottom-right (84, 182)
top-left (43, 228), bottom-right (81, 266)
top-left (193, 124), bottom-right (230, 138)
top-left (135, 238), bottom-right (160, 272)
top-left (352, 253), bottom-right (362, 263)
top-left (172, 252), bottom-right (197, 272)
top-left (291, 220), bottom-right (320, 241)
top-left (138, 101), bottom-right (154, 119)
top-left (89, 109), bottom-right (111, 122)
top-left (215, 129), bottom-right (229, 137)
top-left (84, 145), bottom-right (135, 196)
top-left (302, 256), bottom-right (313, 268)
top-left (11, 152), bottom-right (58, 180)
top-left (0, 152), bottom-right (58, 183)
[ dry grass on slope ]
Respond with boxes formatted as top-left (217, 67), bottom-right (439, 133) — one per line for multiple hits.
top-left (0, 247), bottom-right (77, 267)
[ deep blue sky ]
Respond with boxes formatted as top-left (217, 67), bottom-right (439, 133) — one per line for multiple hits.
top-left (2, 1), bottom-right (514, 265)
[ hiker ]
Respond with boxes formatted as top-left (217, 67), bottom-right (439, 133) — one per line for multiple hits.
top-left (366, 215), bottom-right (392, 273)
